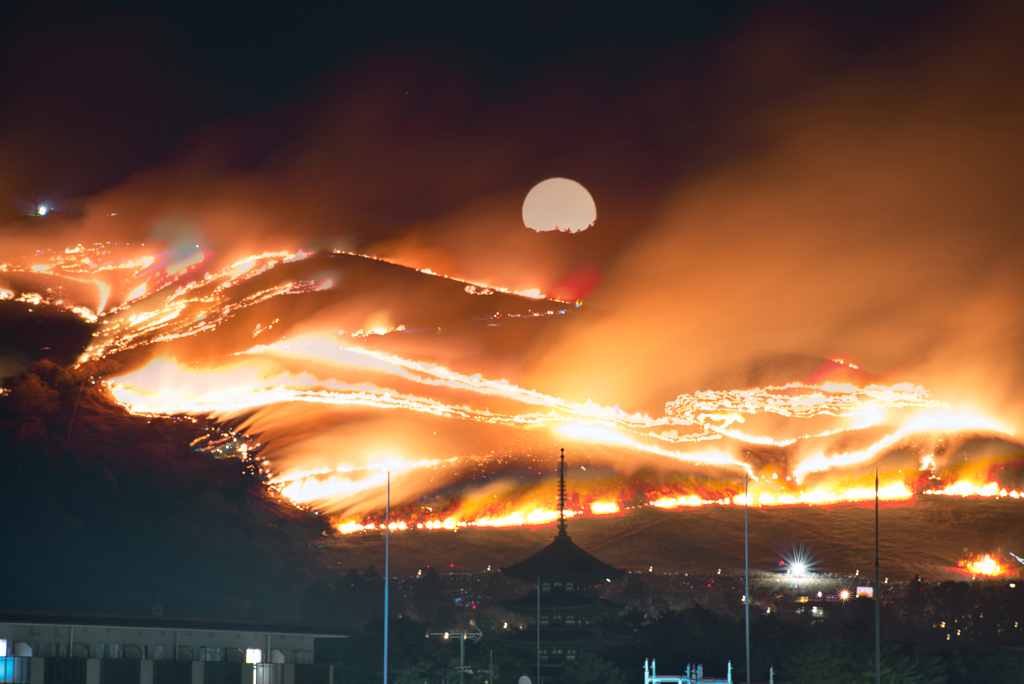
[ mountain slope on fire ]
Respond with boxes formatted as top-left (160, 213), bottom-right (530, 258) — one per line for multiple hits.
top-left (1, 239), bottom-right (1023, 582)
top-left (2, 241), bottom-right (1023, 544)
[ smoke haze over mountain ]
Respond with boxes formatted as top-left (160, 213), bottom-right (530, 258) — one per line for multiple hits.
top-left (1, 0), bottom-right (1023, 598)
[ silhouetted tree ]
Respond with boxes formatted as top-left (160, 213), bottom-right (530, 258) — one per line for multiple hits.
top-left (561, 652), bottom-right (627, 684)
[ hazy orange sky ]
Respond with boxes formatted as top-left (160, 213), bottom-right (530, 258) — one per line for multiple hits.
top-left (2, 0), bottom-right (1023, 430)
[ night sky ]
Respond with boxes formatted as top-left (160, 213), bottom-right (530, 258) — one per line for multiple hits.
top-left (0, 0), bottom-right (962, 212)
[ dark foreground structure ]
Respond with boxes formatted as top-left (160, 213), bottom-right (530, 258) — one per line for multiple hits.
top-left (0, 612), bottom-right (343, 684)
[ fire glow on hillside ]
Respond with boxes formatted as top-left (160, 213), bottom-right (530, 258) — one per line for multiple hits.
top-left (2, 242), bottom-right (1022, 540)
top-left (957, 551), bottom-right (1017, 579)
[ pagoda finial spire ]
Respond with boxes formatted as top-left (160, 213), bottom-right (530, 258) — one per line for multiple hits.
top-left (558, 447), bottom-right (568, 536)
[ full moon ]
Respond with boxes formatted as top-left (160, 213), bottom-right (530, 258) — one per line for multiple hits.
top-left (522, 177), bottom-right (597, 233)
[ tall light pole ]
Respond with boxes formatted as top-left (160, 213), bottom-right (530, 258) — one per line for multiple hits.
top-left (874, 469), bottom-right (881, 684)
top-left (745, 474), bottom-right (750, 684)
top-left (537, 573), bottom-right (541, 684)
top-left (384, 471), bottom-right (390, 684)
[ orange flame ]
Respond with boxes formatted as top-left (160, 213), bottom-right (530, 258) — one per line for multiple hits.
top-left (958, 552), bottom-right (1013, 577)
top-left (9, 241), bottom-right (1022, 537)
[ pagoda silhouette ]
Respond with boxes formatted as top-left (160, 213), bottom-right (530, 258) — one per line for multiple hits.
top-left (501, 449), bottom-right (625, 679)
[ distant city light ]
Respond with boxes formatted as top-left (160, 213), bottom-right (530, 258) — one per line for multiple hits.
top-left (778, 537), bottom-right (819, 581)
top-left (37, 206), bottom-right (47, 216)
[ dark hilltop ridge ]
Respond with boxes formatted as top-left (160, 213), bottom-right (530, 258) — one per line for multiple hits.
top-left (0, 356), bottom-right (378, 627)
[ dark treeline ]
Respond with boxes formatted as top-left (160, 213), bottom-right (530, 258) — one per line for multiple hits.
top-left (319, 603), bottom-right (1023, 684)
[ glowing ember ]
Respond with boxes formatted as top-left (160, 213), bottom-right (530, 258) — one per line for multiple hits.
top-left (958, 552), bottom-right (1009, 577)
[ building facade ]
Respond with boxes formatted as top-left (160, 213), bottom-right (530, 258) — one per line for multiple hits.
top-left (0, 613), bottom-right (343, 684)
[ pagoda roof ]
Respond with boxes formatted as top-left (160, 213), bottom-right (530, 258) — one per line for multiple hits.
top-left (501, 533), bottom-right (625, 583)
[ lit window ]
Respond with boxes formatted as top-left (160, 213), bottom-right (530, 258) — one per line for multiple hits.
top-left (246, 649), bottom-right (262, 664)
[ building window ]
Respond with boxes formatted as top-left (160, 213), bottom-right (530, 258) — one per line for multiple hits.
top-left (44, 657), bottom-right (88, 684)
top-left (292, 665), bottom-right (330, 684)
top-left (254, 664), bottom-right (281, 684)
top-left (94, 645), bottom-right (121, 660)
top-left (152, 660), bottom-right (191, 684)
top-left (204, 662), bottom-right (244, 684)
top-left (200, 648), bottom-right (223, 663)
top-left (0, 656), bottom-right (30, 684)
top-left (282, 651), bottom-right (312, 665)
top-left (100, 659), bottom-right (140, 684)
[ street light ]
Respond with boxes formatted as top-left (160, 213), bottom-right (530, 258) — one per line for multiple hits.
top-left (429, 625), bottom-right (483, 684)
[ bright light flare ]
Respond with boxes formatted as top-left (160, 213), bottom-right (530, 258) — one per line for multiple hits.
top-left (778, 538), bottom-right (820, 581)
top-left (958, 552), bottom-right (1011, 577)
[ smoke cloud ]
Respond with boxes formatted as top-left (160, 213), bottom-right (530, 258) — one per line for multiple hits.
top-left (2, 1), bottom-right (1022, 470)
top-left (526, 2), bottom-right (1024, 430)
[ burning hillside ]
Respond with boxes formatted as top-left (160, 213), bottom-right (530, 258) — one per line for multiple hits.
top-left (0, 243), bottom-right (1021, 549)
